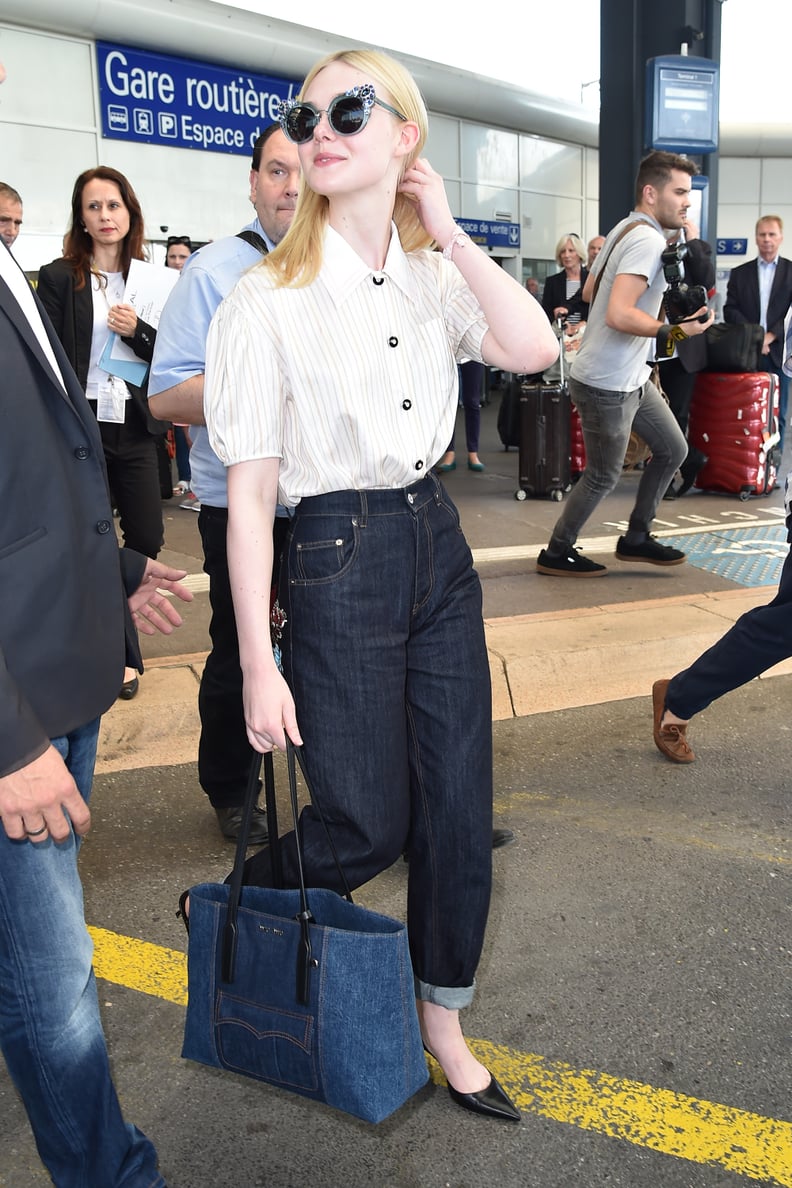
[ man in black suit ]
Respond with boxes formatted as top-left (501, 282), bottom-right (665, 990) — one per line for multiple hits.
top-left (724, 214), bottom-right (792, 450)
top-left (0, 77), bottom-right (191, 1176)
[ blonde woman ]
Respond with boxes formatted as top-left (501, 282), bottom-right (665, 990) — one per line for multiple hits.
top-left (542, 232), bottom-right (589, 328)
top-left (204, 49), bottom-right (557, 1120)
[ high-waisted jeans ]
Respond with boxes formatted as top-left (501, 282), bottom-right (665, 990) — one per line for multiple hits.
top-left (242, 473), bottom-right (493, 1008)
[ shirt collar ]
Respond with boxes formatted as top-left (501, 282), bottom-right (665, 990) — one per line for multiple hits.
top-left (321, 222), bottom-right (418, 306)
top-left (758, 255), bottom-right (778, 268)
top-left (628, 209), bottom-right (664, 235)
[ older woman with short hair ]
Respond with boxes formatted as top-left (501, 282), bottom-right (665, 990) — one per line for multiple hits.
top-left (542, 232), bottom-right (589, 328)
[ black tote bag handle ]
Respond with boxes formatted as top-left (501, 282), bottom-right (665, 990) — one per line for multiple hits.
top-left (221, 743), bottom-right (353, 989)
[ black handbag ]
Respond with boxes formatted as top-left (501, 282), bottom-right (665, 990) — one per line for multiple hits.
top-left (181, 744), bottom-right (428, 1123)
top-left (703, 323), bottom-right (763, 373)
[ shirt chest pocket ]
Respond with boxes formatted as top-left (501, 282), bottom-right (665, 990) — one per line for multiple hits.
top-left (388, 316), bottom-right (455, 393)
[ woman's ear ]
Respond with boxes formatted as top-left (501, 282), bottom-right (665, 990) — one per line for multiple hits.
top-left (395, 120), bottom-right (421, 160)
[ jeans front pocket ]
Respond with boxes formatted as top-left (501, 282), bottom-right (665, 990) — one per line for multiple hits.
top-left (290, 519), bottom-right (360, 585)
top-left (215, 991), bottom-right (318, 1090)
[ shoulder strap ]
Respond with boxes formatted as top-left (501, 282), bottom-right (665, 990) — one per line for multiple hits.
top-left (590, 219), bottom-right (651, 307)
top-left (236, 229), bottom-right (269, 255)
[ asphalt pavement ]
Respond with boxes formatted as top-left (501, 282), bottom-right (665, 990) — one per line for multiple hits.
top-left (1, 398), bottom-right (791, 1188)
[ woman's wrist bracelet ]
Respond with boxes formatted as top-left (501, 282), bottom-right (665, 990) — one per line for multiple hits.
top-left (442, 229), bottom-right (470, 261)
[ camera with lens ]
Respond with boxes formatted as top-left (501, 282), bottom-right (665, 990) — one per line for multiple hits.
top-left (661, 242), bottom-right (709, 324)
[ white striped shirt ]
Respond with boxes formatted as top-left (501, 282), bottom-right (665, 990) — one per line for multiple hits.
top-left (204, 223), bottom-right (487, 507)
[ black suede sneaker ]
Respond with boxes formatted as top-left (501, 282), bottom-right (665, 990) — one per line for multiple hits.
top-left (615, 535), bottom-right (686, 566)
top-left (536, 547), bottom-right (607, 577)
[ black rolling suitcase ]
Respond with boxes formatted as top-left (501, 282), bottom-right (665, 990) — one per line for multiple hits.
top-left (515, 322), bottom-right (572, 501)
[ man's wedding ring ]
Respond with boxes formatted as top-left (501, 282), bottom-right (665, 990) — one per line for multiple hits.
top-left (27, 824), bottom-right (47, 837)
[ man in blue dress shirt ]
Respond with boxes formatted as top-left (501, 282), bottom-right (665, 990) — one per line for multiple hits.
top-left (149, 125), bottom-right (300, 844)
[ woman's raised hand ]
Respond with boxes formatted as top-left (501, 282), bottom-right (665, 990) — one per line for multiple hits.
top-left (398, 157), bottom-right (458, 249)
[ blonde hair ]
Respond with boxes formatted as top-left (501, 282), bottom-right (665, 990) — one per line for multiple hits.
top-left (555, 233), bottom-right (586, 267)
top-left (756, 214), bottom-right (783, 234)
top-left (265, 49), bottom-right (431, 287)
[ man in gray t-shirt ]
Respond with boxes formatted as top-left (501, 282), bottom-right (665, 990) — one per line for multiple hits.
top-left (537, 150), bottom-right (714, 578)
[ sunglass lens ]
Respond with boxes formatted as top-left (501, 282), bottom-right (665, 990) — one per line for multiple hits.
top-left (329, 96), bottom-right (367, 136)
top-left (287, 105), bottom-right (317, 143)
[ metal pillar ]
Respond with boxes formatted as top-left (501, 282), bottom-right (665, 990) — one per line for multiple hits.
top-left (599, 0), bottom-right (723, 236)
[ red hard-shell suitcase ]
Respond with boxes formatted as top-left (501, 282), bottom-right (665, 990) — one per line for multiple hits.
top-left (570, 404), bottom-right (586, 477)
top-left (688, 371), bottom-right (781, 500)
top-left (515, 379), bottom-right (572, 501)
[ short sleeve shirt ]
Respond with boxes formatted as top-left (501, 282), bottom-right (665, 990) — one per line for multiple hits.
top-left (571, 212), bottom-right (666, 392)
top-left (204, 224), bottom-right (488, 506)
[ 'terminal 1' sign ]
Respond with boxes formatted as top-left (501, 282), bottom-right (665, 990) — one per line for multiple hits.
top-left (96, 41), bottom-right (300, 156)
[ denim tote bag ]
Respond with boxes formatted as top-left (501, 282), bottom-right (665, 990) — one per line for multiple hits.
top-left (181, 744), bottom-right (428, 1123)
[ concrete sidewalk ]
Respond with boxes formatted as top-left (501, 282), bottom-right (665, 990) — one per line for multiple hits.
top-left (96, 583), bottom-right (787, 774)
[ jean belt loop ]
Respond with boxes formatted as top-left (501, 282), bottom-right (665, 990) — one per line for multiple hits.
top-left (429, 470), bottom-right (441, 502)
top-left (358, 491), bottom-right (368, 529)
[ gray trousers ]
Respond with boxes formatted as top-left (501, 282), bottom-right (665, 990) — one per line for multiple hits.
top-left (549, 375), bottom-right (688, 551)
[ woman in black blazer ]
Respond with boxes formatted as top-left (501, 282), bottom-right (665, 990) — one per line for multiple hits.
top-left (38, 166), bottom-right (168, 698)
top-left (541, 233), bottom-right (589, 328)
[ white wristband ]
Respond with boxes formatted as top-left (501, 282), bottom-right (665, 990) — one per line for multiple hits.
top-left (442, 229), bottom-right (470, 261)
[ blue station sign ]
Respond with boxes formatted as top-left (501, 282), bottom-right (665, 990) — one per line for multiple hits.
top-left (716, 238), bottom-right (749, 256)
top-left (455, 218), bottom-right (520, 251)
top-left (96, 41), bottom-right (300, 156)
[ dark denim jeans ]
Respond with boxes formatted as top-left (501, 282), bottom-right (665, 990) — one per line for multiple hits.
top-left (667, 546), bottom-right (792, 719)
top-left (243, 473), bottom-right (493, 1007)
top-left (0, 719), bottom-right (164, 1187)
top-left (550, 375), bottom-right (687, 551)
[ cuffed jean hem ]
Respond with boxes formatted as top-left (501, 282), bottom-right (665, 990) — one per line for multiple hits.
top-left (415, 977), bottom-right (476, 1009)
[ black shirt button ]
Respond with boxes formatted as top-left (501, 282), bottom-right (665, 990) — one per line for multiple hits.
top-left (388, 336), bottom-right (398, 348)
top-left (415, 460), bottom-right (424, 471)
top-left (96, 520), bottom-right (112, 534)
top-left (373, 275), bottom-right (384, 286)
top-left (402, 399), bottom-right (412, 410)
top-left (74, 445), bottom-right (90, 460)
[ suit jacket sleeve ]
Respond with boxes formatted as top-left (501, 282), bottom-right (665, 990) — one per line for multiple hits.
top-left (723, 264), bottom-right (752, 326)
top-left (541, 270), bottom-right (589, 324)
top-left (541, 274), bottom-right (559, 322)
top-left (121, 316), bottom-right (156, 365)
top-left (36, 261), bottom-right (68, 342)
top-left (767, 260), bottom-right (792, 346)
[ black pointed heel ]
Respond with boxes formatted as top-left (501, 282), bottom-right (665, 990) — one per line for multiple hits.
top-left (447, 1075), bottom-right (520, 1122)
top-left (177, 890), bottom-right (190, 935)
top-left (423, 1045), bottom-right (520, 1121)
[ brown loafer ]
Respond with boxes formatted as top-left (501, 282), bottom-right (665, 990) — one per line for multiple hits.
top-left (652, 679), bottom-right (695, 763)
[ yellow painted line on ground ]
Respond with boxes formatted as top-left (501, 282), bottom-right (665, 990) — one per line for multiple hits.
top-left (433, 1043), bottom-right (792, 1186)
top-left (90, 925), bottom-right (792, 1184)
top-left (89, 926), bottom-right (188, 1006)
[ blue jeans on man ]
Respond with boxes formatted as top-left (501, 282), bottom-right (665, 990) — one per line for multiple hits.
top-left (0, 719), bottom-right (165, 1187)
